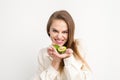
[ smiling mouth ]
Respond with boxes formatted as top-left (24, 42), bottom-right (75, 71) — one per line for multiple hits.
top-left (54, 39), bottom-right (64, 44)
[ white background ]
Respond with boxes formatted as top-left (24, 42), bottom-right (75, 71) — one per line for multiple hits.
top-left (0, 0), bottom-right (120, 80)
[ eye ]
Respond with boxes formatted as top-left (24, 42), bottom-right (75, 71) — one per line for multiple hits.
top-left (62, 31), bottom-right (68, 34)
top-left (52, 29), bottom-right (58, 33)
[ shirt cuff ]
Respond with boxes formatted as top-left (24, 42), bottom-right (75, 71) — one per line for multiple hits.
top-left (63, 54), bottom-right (83, 68)
top-left (64, 55), bottom-right (73, 66)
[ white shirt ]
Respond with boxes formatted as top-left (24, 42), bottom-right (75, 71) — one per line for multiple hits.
top-left (33, 47), bottom-right (92, 80)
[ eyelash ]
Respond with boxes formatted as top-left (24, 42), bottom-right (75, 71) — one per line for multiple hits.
top-left (53, 30), bottom-right (57, 32)
top-left (52, 30), bottom-right (68, 34)
top-left (63, 31), bottom-right (68, 33)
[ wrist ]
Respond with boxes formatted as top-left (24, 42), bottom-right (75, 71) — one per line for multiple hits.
top-left (52, 60), bottom-right (61, 71)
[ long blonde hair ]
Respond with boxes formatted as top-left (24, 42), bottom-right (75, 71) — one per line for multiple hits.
top-left (47, 10), bottom-right (90, 72)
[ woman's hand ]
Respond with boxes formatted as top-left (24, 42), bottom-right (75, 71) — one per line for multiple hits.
top-left (47, 45), bottom-right (73, 70)
top-left (48, 46), bottom-right (73, 60)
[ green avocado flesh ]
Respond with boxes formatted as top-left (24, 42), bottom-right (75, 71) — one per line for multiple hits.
top-left (53, 45), bottom-right (66, 54)
top-left (53, 45), bottom-right (59, 49)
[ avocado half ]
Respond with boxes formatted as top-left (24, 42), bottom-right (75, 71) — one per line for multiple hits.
top-left (53, 44), bottom-right (66, 54)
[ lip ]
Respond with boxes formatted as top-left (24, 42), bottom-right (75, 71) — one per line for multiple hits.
top-left (54, 39), bottom-right (64, 45)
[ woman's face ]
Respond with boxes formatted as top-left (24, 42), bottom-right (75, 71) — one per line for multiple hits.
top-left (49, 19), bottom-right (68, 46)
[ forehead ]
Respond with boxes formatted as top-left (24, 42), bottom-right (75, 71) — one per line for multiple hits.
top-left (50, 19), bottom-right (68, 30)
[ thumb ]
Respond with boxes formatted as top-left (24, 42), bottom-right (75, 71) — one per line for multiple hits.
top-left (66, 48), bottom-right (73, 54)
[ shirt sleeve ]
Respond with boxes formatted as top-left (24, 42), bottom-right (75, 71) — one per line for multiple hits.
top-left (39, 65), bottom-right (58, 80)
top-left (63, 54), bottom-right (92, 80)
top-left (33, 49), bottom-right (59, 80)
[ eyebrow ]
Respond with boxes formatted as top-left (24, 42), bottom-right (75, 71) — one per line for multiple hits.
top-left (51, 28), bottom-right (68, 32)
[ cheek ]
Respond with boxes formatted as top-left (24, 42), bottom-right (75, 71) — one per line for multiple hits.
top-left (64, 34), bottom-right (68, 40)
top-left (49, 32), bottom-right (56, 38)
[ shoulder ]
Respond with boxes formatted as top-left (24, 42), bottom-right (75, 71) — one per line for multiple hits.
top-left (75, 38), bottom-right (87, 58)
top-left (39, 47), bottom-right (48, 54)
top-left (38, 47), bottom-right (48, 58)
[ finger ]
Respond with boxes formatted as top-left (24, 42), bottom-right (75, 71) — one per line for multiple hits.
top-left (50, 46), bottom-right (59, 54)
top-left (66, 48), bottom-right (73, 54)
top-left (48, 48), bottom-right (54, 56)
top-left (48, 46), bottom-right (53, 51)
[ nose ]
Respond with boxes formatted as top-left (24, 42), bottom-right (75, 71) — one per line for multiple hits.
top-left (57, 33), bottom-right (63, 39)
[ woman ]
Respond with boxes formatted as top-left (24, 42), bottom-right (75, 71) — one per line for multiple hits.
top-left (33, 10), bottom-right (92, 80)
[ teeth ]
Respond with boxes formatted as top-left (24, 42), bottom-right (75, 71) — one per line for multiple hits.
top-left (56, 40), bottom-right (62, 42)
top-left (55, 39), bottom-right (63, 43)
